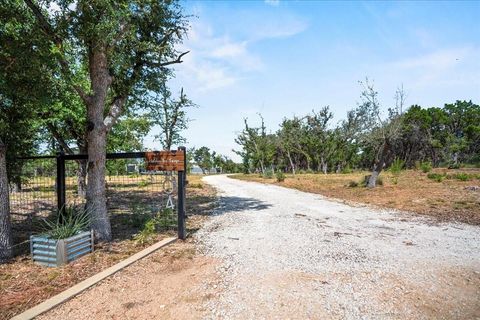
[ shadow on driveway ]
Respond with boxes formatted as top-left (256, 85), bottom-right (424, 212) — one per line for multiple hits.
top-left (216, 196), bottom-right (272, 213)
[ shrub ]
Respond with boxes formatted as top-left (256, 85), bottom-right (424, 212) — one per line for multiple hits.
top-left (276, 171), bottom-right (286, 182)
top-left (389, 158), bottom-right (405, 175)
top-left (305, 168), bottom-right (315, 174)
top-left (453, 173), bottom-right (469, 181)
top-left (427, 173), bottom-right (445, 182)
top-left (134, 208), bottom-right (176, 245)
top-left (263, 170), bottom-right (274, 179)
top-left (42, 205), bottom-right (91, 240)
top-left (341, 165), bottom-right (353, 174)
top-left (448, 162), bottom-right (461, 169)
top-left (347, 180), bottom-right (358, 188)
top-left (420, 161), bottom-right (432, 173)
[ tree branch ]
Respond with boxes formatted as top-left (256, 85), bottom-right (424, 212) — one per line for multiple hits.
top-left (23, 0), bottom-right (92, 106)
top-left (145, 51), bottom-right (190, 68)
top-left (45, 122), bottom-right (75, 154)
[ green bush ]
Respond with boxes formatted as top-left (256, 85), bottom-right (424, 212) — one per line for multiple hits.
top-left (134, 208), bottom-right (176, 245)
top-left (420, 161), bottom-right (432, 173)
top-left (263, 170), bottom-right (274, 179)
top-left (453, 173), bottom-right (469, 181)
top-left (42, 205), bottom-right (91, 240)
top-left (448, 162), bottom-right (461, 169)
top-left (276, 171), bottom-right (286, 182)
top-left (389, 158), bottom-right (405, 175)
top-left (427, 173), bottom-right (445, 182)
top-left (341, 166), bottom-right (353, 174)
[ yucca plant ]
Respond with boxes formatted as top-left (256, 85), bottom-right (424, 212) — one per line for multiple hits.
top-left (42, 205), bottom-right (91, 239)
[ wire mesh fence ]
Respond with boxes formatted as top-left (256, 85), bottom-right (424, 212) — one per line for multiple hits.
top-left (8, 151), bottom-right (185, 256)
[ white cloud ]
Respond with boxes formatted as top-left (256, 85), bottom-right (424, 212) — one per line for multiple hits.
top-left (391, 47), bottom-right (479, 86)
top-left (174, 8), bottom-right (308, 94)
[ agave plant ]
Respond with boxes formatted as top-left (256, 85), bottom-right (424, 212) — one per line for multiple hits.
top-left (42, 205), bottom-right (91, 239)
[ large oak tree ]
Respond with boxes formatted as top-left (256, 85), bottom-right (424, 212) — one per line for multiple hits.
top-left (2, 0), bottom-right (190, 241)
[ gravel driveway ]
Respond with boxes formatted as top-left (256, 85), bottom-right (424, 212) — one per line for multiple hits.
top-left (197, 175), bottom-right (480, 319)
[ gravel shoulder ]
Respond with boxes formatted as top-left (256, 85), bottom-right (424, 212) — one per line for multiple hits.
top-left (197, 175), bottom-right (480, 319)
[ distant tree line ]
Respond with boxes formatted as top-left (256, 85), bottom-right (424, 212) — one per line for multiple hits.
top-left (235, 82), bottom-right (479, 187)
top-left (190, 146), bottom-right (242, 174)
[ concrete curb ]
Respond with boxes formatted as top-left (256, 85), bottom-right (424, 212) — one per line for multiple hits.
top-left (12, 237), bottom-right (177, 320)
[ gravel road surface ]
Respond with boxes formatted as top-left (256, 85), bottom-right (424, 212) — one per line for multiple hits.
top-left (197, 175), bottom-right (480, 319)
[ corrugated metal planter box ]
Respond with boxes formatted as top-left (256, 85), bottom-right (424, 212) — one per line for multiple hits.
top-left (30, 230), bottom-right (94, 267)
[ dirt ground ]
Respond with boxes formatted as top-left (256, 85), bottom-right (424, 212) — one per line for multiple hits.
top-left (38, 241), bottom-right (221, 320)
top-left (37, 175), bottom-right (479, 320)
top-left (231, 168), bottom-right (480, 225)
top-left (0, 175), bottom-right (216, 320)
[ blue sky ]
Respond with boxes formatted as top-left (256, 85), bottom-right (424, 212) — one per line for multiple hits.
top-left (145, 0), bottom-right (480, 161)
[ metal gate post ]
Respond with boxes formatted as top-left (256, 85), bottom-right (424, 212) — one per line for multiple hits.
top-left (56, 151), bottom-right (66, 219)
top-left (177, 146), bottom-right (187, 240)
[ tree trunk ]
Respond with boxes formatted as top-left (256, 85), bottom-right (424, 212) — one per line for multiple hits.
top-left (367, 142), bottom-right (390, 188)
top-left (321, 157), bottom-right (327, 174)
top-left (86, 48), bottom-right (112, 241)
top-left (0, 139), bottom-right (13, 263)
top-left (287, 151), bottom-right (295, 175)
top-left (259, 160), bottom-right (265, 174)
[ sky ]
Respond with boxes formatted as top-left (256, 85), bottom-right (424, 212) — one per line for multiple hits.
top-left (144, 0), bottom-right (480, 161)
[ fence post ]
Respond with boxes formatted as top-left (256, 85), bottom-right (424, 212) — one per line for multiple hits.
top-left (177, 146), bottom-right (186, 240)
top-left (56, 151), bottom-right (66, 219)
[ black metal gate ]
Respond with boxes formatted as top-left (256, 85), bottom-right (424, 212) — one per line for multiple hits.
top-left (10, 147), bottom-right (186, 246)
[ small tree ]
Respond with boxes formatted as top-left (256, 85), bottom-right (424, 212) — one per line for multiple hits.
top-left (193, 147), bottom-right (212, 174)
top-left (359, 80), bottom-right (405, 188)
top-left (150, 86), bottom-right (195, 150)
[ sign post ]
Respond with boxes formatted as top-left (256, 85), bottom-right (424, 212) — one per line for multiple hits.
top-left (145, 148), bottom-right (187, 240)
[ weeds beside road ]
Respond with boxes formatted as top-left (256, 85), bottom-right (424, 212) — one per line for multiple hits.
top-left (231, 168), bottom-right (480, 225)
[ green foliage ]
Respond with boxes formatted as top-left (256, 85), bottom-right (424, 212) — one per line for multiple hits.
top-left (452, 173), bottom-right (469, 181)
top-left (427, 173), bottom-right (446, 182)
top-left (42, 206), bottom-right (91, 240)
top-left (420, 161), bottom-right (432, 173)
top-left (389, 158), bottom-right (405, 175)
top-left (276, 171), bottom-right (286, 182)
top-left (133, 208), bottom-right (176, 245)
top-left (263, 170), bottom-right (274, 179)
top-left (341, 166), bottom-right (353, 174)
top-left (193, 146), bottom-right (213, 174)
top-left (233, 94), bottom-right (479, 181)
top-left (150, 87), bottom-right (196, 150)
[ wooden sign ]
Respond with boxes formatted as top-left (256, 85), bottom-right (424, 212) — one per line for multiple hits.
top-left (145, 150), bottom-right (185, 171)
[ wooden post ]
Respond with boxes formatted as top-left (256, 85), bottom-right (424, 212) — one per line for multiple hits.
top-left (177, 147), bottom-right (186, 240)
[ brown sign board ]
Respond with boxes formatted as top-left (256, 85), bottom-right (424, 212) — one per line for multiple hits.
top-left (145, 150), bottom-right (185, 171)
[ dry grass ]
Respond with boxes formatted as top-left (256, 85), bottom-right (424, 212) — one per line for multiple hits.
top-left (0, 175), bottom-right (217, 320)
top-left (231, 168), bottom-right (480, 225)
